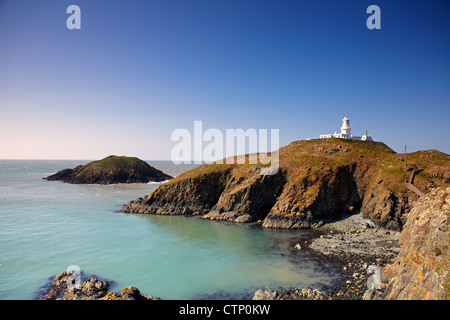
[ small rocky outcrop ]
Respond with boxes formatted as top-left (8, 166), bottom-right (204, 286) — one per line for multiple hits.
top-left (44, 155), bottom-right (172, 184)
top-left (375, 186), bottom-right (449, 300)
top-left (103, 286), bottom-right (158, 300)
top-left (37, 271), bottom-right (158, 300)
top-left (253, 287), bottom-right (329, 300)
top-left (122, 139), bottom-right (449, 230)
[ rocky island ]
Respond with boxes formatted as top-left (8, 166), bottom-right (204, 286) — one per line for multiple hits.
top-left (44, 155), bottom-right (172, 184)
top-left (121, 139), bottom-right (449, 230)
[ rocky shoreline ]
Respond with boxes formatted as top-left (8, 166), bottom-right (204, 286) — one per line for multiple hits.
top-left (253, 186), bottom-right (449, 300)
top-left (253, 213), bottom-right (401, 300)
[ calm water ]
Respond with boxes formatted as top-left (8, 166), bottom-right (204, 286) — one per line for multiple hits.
top-left (0, 160), bottom-right (338, 300)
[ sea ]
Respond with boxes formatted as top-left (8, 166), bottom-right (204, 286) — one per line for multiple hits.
top-left (0, 160), bottom-right (339, 300)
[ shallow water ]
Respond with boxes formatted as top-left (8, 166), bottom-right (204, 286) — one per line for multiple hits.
top-left (0, 160), bottom-right (338, 300)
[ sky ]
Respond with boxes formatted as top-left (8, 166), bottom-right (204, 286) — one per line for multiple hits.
top-left (0, 0), bottom-right (449, 160)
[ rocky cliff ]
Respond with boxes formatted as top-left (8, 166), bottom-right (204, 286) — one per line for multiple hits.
top-left (122, 139), bottom-right (449, 230)
top-left (44, 155), bottom-right (172, 184)
top-left (378, 186), bottom-right (449, 300)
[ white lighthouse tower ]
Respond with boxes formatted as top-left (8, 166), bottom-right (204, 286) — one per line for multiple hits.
top-left (319, 116), bottom-right (373, 141)
top-left (340, 116), bottom-right (351, 137)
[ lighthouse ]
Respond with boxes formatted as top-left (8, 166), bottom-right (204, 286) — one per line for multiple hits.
top-left (319, 116), bottom-right (373, 141)
top-left (340, 116), bottom-right (351, 137)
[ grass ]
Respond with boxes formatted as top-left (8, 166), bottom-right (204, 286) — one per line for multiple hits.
top-left (89, 155), bottom-right (145, 170)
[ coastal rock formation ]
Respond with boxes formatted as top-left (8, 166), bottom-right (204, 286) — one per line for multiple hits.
top-left (378, 186), bottom-right (449, 300)
top-left (122, 169), bottom-right (232, 215)
top-left (122, 139), bottom-right (449, 230)
top-left (253, 287), bottom-right (329, 300)
top-left (38, 271), bottom-right (158, 300)
top-left (203, 169), bottom-right (285, 223)
top-left (44, 155), bottom-right (172, 184)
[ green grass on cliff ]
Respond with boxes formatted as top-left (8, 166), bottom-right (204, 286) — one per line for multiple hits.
top-left (88, 155), bottom-right (149, 170)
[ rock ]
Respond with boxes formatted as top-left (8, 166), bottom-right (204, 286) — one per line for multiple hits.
top-left (103, 286), bottom-right (158, 300)
top-left (363, 289), bottom-right (384, 300)
top-left (60, 276), bottom-right (110, 300)
top-left (235, 214), bottom-right (252, 223)
top-left (253, 287), bottom-right (329, 300)
top-left (298, 288), bottom-right (327, 300)
top-left (294, 243), bottom-right (302, 250)
top-left (38, 271), bottom-right (158, 300)
top-left (122, 169), bottom-right (232, 216)
top-left (381, 187), bottom-right (450, 300)
top-left (365, 220), bottom-right (376, 229)
top-left (252, 287), bottom-right (278, 300)
top-left (38, 272), bottom-right (110, 300)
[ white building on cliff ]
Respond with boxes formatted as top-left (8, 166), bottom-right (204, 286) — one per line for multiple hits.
top-left (320, 116), bottom-right (373, 141)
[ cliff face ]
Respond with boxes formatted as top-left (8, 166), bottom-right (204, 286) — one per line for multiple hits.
top-left (203, 169), bottom-right (285, 223)
top-left (44, 155), bottom-right (172, 184)
top-left (262, 162), bottom-right (369, 229)
top-left (122, 169), bottom-right (231, 215)
top-left (380, 186), bottom-right (449, 300)
top-left (122, 139), bottom-right (449, 230)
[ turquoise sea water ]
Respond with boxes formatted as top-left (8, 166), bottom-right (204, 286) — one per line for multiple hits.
top-left (0, 160), bottom-right (339, 300)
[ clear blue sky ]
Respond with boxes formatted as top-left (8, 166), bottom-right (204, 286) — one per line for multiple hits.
top-left (0, 0), bottom-right (449, 159)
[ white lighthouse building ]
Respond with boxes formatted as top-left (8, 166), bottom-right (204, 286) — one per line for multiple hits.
top-left (340, 116), bottom-right (351, 136)
top-left (320, 116), bottom-right (373, 141)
